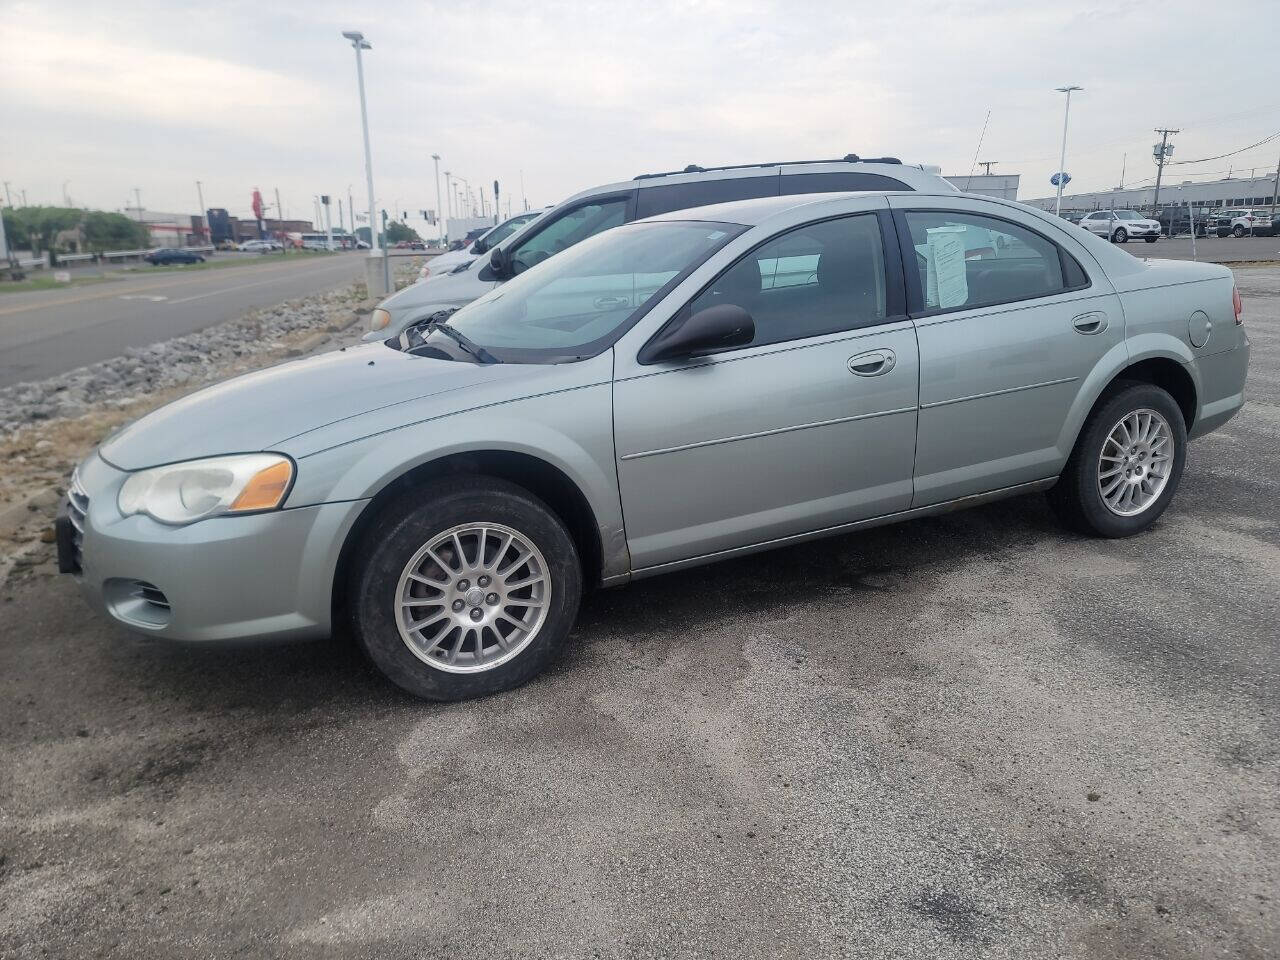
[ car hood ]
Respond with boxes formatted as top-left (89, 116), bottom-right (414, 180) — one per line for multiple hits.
top-left (99, 342), bottom-right (539, 470)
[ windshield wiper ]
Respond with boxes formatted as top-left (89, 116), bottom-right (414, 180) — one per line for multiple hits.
top-left (428, 320), bottom-right (499, 364)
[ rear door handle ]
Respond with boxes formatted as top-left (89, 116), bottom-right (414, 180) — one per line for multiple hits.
top-left (1072, 311), bottom-right (1108, 335)
top-left (594, 296), bottom-right (629, 309)
top-left (848, 349), bottom-right (896, 377)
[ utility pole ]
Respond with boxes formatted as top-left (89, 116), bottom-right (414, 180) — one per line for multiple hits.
top-left (977, 161), bottom-right (998, 175)
top-left (275, 187), bottom-right (287, 252)
top-left (493, 180), bottom-right (500, 224)
top-left (444, 171), bottom-right (453, 219)
top-left (520, 169), bottom-right (527, 211)
top-left (1151, 128), bottom-right (1179, 216)
top-left (338, 198), bottom-right (344, 232)
top-left (195, 180), bottom-right (207, 245)
top-left (133, 187), bottom-right (143, 220)
top-left (432, 153), bottom-right (443, 246)
top-left (2, 182), bottom-right (10, 208)
top-left (322, 195), bottom-right (333, 250)
top-left (1118, 153), bottom-right (1127, 190)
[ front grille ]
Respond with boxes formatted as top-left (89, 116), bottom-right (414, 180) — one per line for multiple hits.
top-left (65, 471), bottom-right (89, 572)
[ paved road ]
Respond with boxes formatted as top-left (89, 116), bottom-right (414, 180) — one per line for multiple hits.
top-left (1127, 234), bottom-right (1280, 262)
top-left (0, 269), bottom-right (1275, 957)
top-left (0, 254), bottom-right (365, 388)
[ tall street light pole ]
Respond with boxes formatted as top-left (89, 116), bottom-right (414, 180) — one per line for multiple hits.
top-left (1053, 85), bottom-right (1082, 218)
top-left (195, 180), bottom-right (207, 245)
top-left (432, 153), bottom-right (444, 246)
top-left (343, 29), bottom-right (389, 295)
top-left (444, 171), bottom-right (453, 220)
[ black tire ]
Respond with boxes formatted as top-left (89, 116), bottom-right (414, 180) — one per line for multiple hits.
top-left (1112, 228), bottom-right (1128, 243)
top-left (1144, 237), bottom-right (1158, 243)
top-left (349, 476), bottom-right (582, 701)
top-left (1232, 224), bottom-right (1245, 238)
top-left (1047, 381), bottom-right (1188, 538)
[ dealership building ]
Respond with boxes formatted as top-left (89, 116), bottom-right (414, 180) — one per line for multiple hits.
top-left (1025, 173), bottom-right (1280, 214)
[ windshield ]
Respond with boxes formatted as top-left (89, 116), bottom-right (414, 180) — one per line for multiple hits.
top-left (444, 220), bottom-right (744, 361)
top-left (1114, 210), bottom-right (1143, 221)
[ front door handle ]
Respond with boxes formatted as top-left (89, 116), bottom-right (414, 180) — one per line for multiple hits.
top-left (1072, 311), bottom-right (1109, 335)
top-left (848, 349), bottom-right (896, 377)
top-left (594, 296), bottom-right (629, 310)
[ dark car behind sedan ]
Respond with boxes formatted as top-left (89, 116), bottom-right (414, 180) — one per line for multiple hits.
top-left (144, 248), bottom-right (206, 265)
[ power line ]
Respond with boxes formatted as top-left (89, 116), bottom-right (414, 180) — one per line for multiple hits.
top-left (1169, 131), bottom-right (1280, 165)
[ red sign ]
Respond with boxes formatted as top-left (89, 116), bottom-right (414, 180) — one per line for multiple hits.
top-left (251, 189), bottom-right (264, 221)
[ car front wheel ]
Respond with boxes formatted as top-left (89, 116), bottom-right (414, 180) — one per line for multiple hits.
top-left (350, 476), bottom-right (583, 701)
top-left (1232, 225), bottom-right (1246, 238)
top-left (1112, 228), bottom-right (1128, 243)
top-left (1048, 382), bottom-right (1187, 538)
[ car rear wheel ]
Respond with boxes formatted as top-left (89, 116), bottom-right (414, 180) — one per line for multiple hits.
top-left (1048, 382), bottom-right (1187, 538)
top-left (1144, 237), bottom-right (1157, 243)
top-left (349, 476), bottom-right (583, 701)
top-left (1112, 228), bottom-right (1128, 243)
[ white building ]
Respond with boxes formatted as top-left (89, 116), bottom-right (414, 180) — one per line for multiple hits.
top-left (1025, 173), bottom-right (1280, 214)
top-left (944, 173), bottom-right (1021, 200)
top-left (122, 207), bottom-right (205, 247)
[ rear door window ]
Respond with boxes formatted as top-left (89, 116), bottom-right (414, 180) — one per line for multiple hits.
top-left (902, 210), bottom-right (1083, 313)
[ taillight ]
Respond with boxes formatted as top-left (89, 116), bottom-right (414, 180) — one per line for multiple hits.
top-left (1233, 285), bottom-right (1243, 325)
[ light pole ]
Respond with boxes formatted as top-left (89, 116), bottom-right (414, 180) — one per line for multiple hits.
top-left (62, 180), bottom-right (71, 207)
top-left (444, 170), bottom-right (453, 220)
top-left (1053, 85), bottom-right (1082, 218)
top-left (2, 182), bottom-right (10, 208)
top-left (432, 153), bottom-right (443, 246)
top-left (343, 29), bottom-right (389, 295)
top-left (195, 180), bottom-right (207, 246)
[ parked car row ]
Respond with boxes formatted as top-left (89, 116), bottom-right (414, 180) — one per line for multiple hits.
top-left (62, 152), bottom-right (1250, 703)
top-left (1064, 206), bottom-right (1278, 239)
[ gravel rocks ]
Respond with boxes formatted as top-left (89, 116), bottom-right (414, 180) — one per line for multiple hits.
top-left (0, 287), bottom-right (365, 437)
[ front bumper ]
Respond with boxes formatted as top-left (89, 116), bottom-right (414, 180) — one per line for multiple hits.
top-left (64, 452), bottom-right (368, 643)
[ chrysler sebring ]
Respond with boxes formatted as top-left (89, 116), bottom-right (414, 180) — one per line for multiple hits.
top-left (58, 191), bottom-right (1249, 701)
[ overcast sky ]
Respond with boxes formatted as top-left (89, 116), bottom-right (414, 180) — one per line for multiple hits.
top-left (3, 0), bottom-right (1278, 232)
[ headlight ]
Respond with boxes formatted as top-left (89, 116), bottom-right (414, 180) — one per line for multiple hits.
top-left (118, 454), bottom-right (294, 525)
top-left (369, 307), bottom-right (392, 331)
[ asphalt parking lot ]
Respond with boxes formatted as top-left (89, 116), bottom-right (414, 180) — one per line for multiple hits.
top-left (1, 269), bottom-right (1277, 959)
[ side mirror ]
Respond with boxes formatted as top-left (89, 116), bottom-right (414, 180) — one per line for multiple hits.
top-left (640, 304), bottom-right (755, 363)
top-left (488, 246), bottom-right (508, 277)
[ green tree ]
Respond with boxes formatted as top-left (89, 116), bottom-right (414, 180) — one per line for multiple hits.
top-left (384, 220), bottom-right (421, 244)
top-left (81, 211), bottom-right (150, 251)
top-left (1, 206), bottom-right (81, 253)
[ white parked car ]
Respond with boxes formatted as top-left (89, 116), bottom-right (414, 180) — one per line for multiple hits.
top-left (239, 239), bottom-right (281, 253)
top-left (1079, 210), bottom-right (1161, 244)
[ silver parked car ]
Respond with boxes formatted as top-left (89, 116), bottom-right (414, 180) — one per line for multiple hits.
top-left (59, 191), bottom-right (1250, 701)
top-left (365, 156), bottom-right (959, 344)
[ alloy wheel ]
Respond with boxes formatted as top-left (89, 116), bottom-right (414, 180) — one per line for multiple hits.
top-left (395, 522), bottom-right (551, 673)
top-left (1097, 408), bottom-right (1174, 517)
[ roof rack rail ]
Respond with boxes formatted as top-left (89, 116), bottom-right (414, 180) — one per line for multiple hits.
top-left (634, 155), bottom-right (903, 180)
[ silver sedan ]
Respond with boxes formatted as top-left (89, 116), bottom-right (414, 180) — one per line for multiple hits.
top-left (60, 190), bottom-right (1250, 701)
